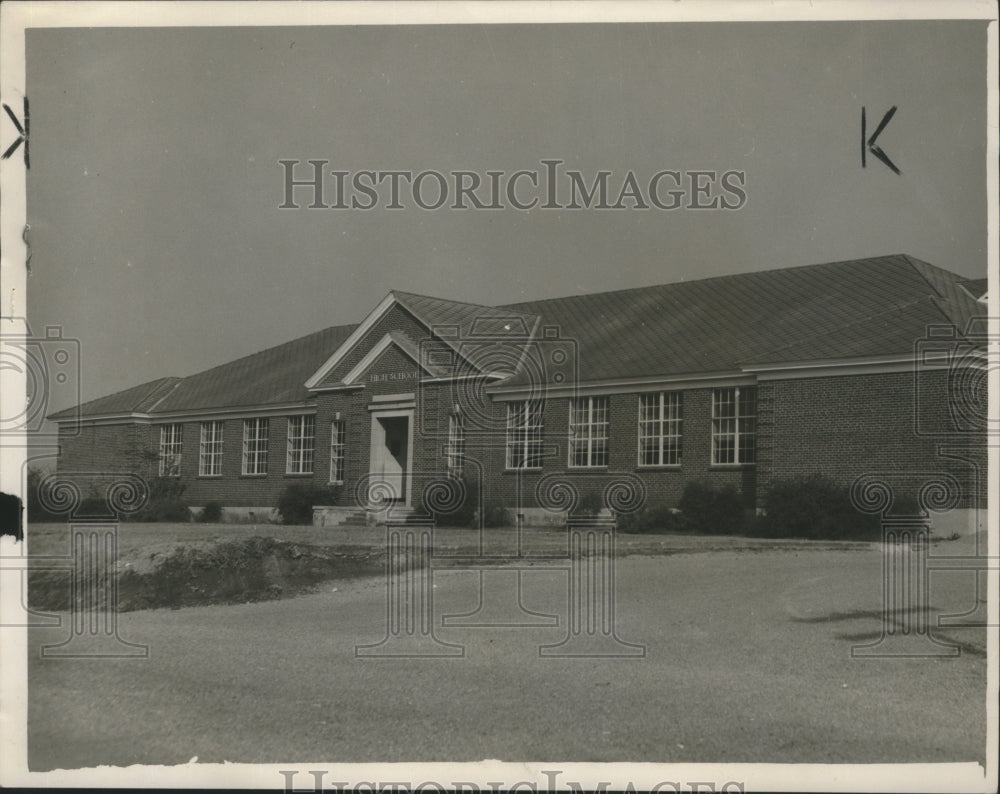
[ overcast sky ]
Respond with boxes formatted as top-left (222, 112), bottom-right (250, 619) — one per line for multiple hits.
top-left (25, 20), bottom-right (990, 421)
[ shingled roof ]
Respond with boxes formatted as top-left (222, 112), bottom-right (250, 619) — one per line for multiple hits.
top-left (499, 253), bottom-right (984, 382)
top-left (51, 253), bottom-right (985, 420)
top-left (960, 277), bottom-right (988, 301)
top-left (393, 290), bottom-right (539, 340)
top-left (48, 376), bottom-right (183, 420)
top-left (49, 323), bottom-right (357, 420)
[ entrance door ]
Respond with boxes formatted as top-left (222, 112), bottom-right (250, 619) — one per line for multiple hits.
top-left (371, 415), bottom-right (409, 502)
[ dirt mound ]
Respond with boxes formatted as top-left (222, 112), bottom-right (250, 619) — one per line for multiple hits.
top-left (28, 536), bottom-right (387, 612)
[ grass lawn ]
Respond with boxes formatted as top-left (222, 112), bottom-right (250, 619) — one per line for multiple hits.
top-left (26, 519), bottom-right (883, 564)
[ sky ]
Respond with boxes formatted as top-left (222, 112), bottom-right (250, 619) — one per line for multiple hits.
top-left (24, 19), bottom-right (991, 424)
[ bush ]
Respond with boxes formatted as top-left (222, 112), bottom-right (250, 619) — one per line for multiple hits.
top-left (26, 468), bottom-right (61, 521)
top-left (751, 473), bottom-right (880, 540)
top-left (139, 500), bottom-right (191, 522)
top-left (198, 501), bottom-right (224, 523)
top-left (277, 482), bottom-right (341, 525)
top-left (25, 470), bottom-right (112, 521)
top-left (132, 477), bottom-right (190, 522)
top-left (482, 502), bottom-right (512, 528)
top-left (432, 475), bottom-right (479, 527)
top-left (572, 490), bottom-right (605, 517)
top-left (677, 481), bottom-right (746, 534)
top-left (616, 504), bottom-right (687, 534)
top-left (26, 471), bottom-right (194, 523)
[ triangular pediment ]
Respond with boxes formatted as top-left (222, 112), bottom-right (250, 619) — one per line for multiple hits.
top-left (305, 290), bottom-right (541, 391)
top-left (341, 332), bottom-right (436, 386)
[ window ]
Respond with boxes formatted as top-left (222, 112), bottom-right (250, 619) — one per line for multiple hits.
top-left (712, 386), bottom-right (757, 464)
top-left (242, 417), bottom-right (269, 475)
top-left (199, 421), bottom-right (224, 476)
top-left (158, 424), bottom-right (183, 477)
top-left (569, 396), bottom-right (609, 467)
top-left (505, 401), bottom-right (544, 469)
top-left (447, 413), bottom-right (465, 475)
top-left (638, 392), bottom-right (682, 466)
top-left (286, 415), bottom-right (316, 474)
top-left (329, 420), bottom-right (346, 484)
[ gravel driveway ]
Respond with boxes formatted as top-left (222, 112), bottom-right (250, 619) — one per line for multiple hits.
top-left (27, 538), bottom-right (987, 771)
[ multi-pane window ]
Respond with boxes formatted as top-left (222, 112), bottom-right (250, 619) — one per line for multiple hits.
top-left (329, 420), bottom-right (346, 484)
top-left (569, 396), bottom-right (609, 467)
top-left (712, 386), bottom-right (757, 464)
top-left (198, 421), bottom-right (224, 476)
top-left (505, 401), bottom-right (544, 469)
top-left (286, 415), bottom-right (316, 474)
top-left (242, 417), bottom-right (269, 475)
top-left (447, 413), bottom-right (465, 475)
top-left (638, 392), bottom-right (682, 466)
top-left (158, 424), bottom-right (183, 477)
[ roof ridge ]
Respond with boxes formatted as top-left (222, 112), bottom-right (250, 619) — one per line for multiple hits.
top-left (107, 375), bottom-right (182, 406)
top-left (393, 288), bottom-right (538, 318)
top-left (900, 254), bottom-right (986, 329)
top-left (498, 253), bottom-right (919, 310)
top-left (144, 377), bottom-right (184, 414)
top-left (47, 375), bottom-right (183, 420)
top-left (899, 254), bottom-right (964, 298)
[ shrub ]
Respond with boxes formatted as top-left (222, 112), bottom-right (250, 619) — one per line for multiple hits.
top-left (432, 474), bottom-right (479, 527)
top-left (752, 473), bottom-right (880, 540)
top-left (132, 477), bottom-right (190, 522)
top-left (277, 482), bottom-right (341, 525)
top-left (677, 481), bottom-right (746, 534)
top-left (888, 493), bottom-right (922, 517)
top-left (26, 468), bottom-right (61, 522)
top-left (572, 490), bottom-right (605, 517)
top-left (616, 504), bottom-right (687, 534)
top-left (423, 476), bottom-right (510, 528)
top-left (482, 501), bottom-right (512, 528)
top-left (25, 471), bottom-right (117, 521)
top-left (198, 501), bottom-right (224, 523)
top-left (142, 500), bottom-right (191, 522)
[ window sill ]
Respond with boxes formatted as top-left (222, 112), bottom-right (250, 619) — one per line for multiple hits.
top-left (197, 475), bottom-right (223, 479)
top-left (567, 466), bottom-right (610, 471)
top-left (240, 473), bottom-right (268, 478)
top-left (284, 472), bottom-right (315, 478)
top-left (637, 465), bottom-right (682, 471)
top-left (503, 468), bottom-right (543, 474)
top-left (708, 463), bottom-right (756, 470)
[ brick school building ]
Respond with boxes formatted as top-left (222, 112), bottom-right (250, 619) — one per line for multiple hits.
top-left (48, 254), bottom-right (989, 526)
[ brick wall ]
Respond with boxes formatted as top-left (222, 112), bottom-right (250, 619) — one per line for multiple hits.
top-left (179, 415), bottom-right (313, 507)
top-left (54, 363), bottom-right (986, 514)
top-left (463, 388), bottom-right (757, 512)
top-left (758, 369), bottom-right (986, 509)
top-left (58, 422), bottom-right (156, 480)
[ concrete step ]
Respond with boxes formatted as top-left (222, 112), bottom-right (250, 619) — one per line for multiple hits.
top-left (313, 505), bottom-right (429, 527)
